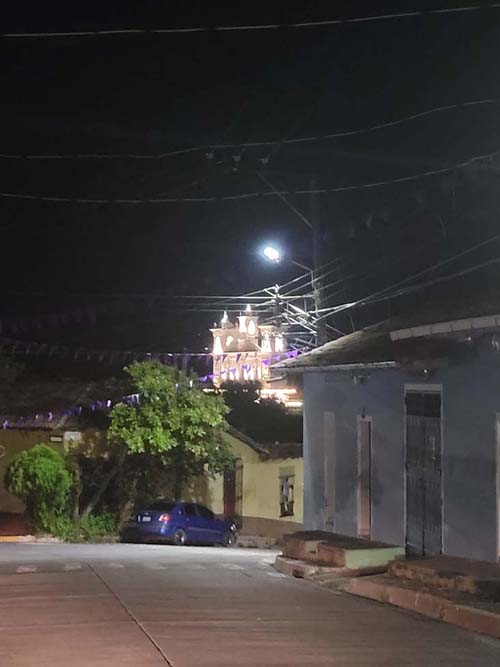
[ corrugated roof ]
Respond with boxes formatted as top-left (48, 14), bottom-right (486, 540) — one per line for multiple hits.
top-left (227, 426), bottom-right (302, 460)
top-left (277, 300), bottom-right (500, 371)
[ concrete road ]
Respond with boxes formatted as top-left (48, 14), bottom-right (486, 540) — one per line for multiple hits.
top-left (1, 543), bottom-right (500, 666)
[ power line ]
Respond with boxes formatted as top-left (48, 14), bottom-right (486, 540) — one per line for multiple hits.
top-left (1, 98), bottom-right (496, 161)
top-left (315, 230), bottom-right (500, 323)
top-left (3, 4), bottom-right (499, 39)
top-left (2, 146), bottom-right (498, 205)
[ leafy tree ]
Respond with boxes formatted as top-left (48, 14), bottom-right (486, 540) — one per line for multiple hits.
top-left (5, 444), bottom-right (72, 531)
top-left (81, 361), bottom-right (231, 512)
top-left (221, 382), bottom-right (303, 444)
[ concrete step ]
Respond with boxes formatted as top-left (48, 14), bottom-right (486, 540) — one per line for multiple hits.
top-left (274, 555), bottom-right (350, 579)
top-left (342, 574), bottom-right (500, 640)
top-left (237, 534), bottom-right (277, 549)
top-left (390, 557), bottom-right (500, 601)
top-left (274, 555), bottom-right (390, 581)
top-left (282, 530), bottom-right (404, 570)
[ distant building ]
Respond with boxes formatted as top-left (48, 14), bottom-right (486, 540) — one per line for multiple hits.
top-left (210, 308), bottom-right (302, 408)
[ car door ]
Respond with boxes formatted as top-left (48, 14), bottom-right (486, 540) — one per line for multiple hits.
top-left (183, 503), bottom-right (202, 543)
top-left (195, 504), bottom-right (220, 543)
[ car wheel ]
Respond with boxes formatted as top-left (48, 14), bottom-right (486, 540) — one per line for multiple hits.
top-left (173, 528), bottom-right (187, 546)
top-left (222, 531), bottom-right (237, 547)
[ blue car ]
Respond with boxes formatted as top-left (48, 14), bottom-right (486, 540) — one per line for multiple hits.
top-left (121, 501), bottom-right (238, 546)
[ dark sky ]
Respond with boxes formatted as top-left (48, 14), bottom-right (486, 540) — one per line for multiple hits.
top-left (2, 1), bottom-right (500, 356)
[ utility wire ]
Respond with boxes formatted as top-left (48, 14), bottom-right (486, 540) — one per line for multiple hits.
top-left (1, 99), bottom-right (496, 161)
top-left (314, 231), bottom-right (500, 323)
top-left (2, 146), bottom-right (497, 205)
top-left (3, 4), bottom-right (499, 38)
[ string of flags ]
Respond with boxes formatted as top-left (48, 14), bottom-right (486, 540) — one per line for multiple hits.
top-left (0, 307), bottom-right (97, 336)
top-left (0, 336), bottom-right (302, 369)
top-left (1, 392), bottom-right (141, 430)
top-left (1, 145), bottom-right (497, 205)
top-left (0, 336), bottom-right (214, 366)
top-left (0, 350), bottom-right (303, 429)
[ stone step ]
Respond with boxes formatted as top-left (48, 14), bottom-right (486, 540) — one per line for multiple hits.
top-left (274, 555), bottom-right (389, 581)
top-left (274, 556), bottom-right (339, 579)
top-left (282, 530), bottom-right (404, 570)
top-left (342, 574), bottom-right (500, 640)
top-left (390, 557), bottom-right (500, 601)
top-left (236, 534), bottom-right (277, 549)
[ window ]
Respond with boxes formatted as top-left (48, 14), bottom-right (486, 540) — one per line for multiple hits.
top-left (279, 470), bottom-right (295, 517)
top-left (184, 504), bottom-right (197, 517)
top-left (147, 501), bottom-right (176, 512)
top-left (196, 505), bottom-right (214, 519)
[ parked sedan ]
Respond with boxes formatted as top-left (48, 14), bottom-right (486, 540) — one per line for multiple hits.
top-left (121, 501), bottom-right (238, 546)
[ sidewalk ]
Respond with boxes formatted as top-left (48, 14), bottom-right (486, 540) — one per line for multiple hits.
top-left (341, 556), bottom-right (500, 640)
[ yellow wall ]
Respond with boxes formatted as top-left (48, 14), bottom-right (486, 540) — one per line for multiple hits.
top-left (0, 428), bottom-right (103, 513)
top-left (206, 431), bottom-right (303, 524)
top-left (0, 427), bottom-right (303, 530)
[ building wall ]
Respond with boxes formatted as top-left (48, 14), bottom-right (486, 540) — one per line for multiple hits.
top-left (206, 431), bottom-right (304, 536)
top-left (0, 426), bottom-right (304, 539)
top-left (0, 428), bottom-right (103, 514)
top-left (303, 344), bottom-right (500, 562)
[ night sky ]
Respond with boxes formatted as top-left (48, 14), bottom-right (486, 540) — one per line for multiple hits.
top-left (2, 1), bottom-right (500, 359)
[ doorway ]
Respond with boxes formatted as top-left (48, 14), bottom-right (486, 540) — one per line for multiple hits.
top-left (405, 390), bottom-right (442, 556)
top-left (496, 415), bottom-right (500, 562)
top-left (357, 417), bottom-right (372, 539)
top-left (223, 460), bottom-right (243, 518)
top-left (323, 411), bottom-right (336, 530)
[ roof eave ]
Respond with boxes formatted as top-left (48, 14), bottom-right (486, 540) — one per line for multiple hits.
top-left (279, 361), bottom-right (398, 373)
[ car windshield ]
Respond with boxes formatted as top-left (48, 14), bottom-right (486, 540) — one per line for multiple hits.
top-left (145, 501), bottom-right (176, 511)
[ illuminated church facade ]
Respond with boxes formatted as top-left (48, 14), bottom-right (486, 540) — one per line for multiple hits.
top-left (210, 309), bottom-right (300, 407)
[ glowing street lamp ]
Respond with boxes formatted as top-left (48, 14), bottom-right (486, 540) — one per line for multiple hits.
top-left (261, 245), bottom-right (311, 272)
top-left (262, 245), bottom-right (282, 263)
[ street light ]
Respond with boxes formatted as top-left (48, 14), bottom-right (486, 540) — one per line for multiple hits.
top-left (262, 245), bottom-right (282, 263)
top-left (261, 245), bottom-right (312, 272)
top-left (260, 243), bottom-right (326, 347)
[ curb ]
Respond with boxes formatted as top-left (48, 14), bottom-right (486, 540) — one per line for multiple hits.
top-left (274, 555), bottom-right (346, 579)
top-left (0, 535), bottom-right (62, 544)
top-left (343, 576), bottom-right (500, 640)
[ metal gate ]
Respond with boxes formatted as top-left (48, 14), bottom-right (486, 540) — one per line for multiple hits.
top-left (405, 391), bottom-right (442, 556)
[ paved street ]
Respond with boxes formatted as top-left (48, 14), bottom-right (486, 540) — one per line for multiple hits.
top-left (1, 543), bottom-right (499, 666)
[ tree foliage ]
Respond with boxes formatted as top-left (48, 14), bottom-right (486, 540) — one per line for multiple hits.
top-left (108, 361), bottom-right (231, 498)
top-left (222, 382), bottom-right (303, 444)
top-left (5, 444), bottom-right (72, 530)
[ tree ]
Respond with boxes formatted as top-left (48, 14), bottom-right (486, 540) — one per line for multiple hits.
top-left (81, 361), bottom-right (231, 512)
top-left (221, 382), bottom-right (303, 444)
top-left (5, 444), bottom-right (72, 531)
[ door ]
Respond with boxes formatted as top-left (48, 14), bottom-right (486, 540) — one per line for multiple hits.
top-left (323, 411), bottom-right (336, 530)
top-left (496, 415), bottom-right (500, 562)
top-left (183, 503), bottom-right (202, 543)
top-left (405, 391), bottom-right (442, 556)
top-left (223, 460), bottom-right (243, 518)
top-left (357, 417), bottom-right (372, 539)
top-left (195, 504), bottom-right (219, 543)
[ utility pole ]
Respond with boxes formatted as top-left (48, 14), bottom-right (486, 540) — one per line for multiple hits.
top-left (310, 174), bottom-right (327, 345)
top-left (257, 170), bottom-right (327, 347)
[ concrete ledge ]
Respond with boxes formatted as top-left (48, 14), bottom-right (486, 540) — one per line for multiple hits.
top-left (274, 556), bottom-right (343, 579)
top-left (240, 517), bottom-right (302, 542)
top-left (237, 534), bottom-right (277, 549)
top-left (282, 531), bottom-right (404, 570)
top-left (343, 576), bottom-right (500, 640)
top-left (0, 535), bottom-right (62, 544)
top-left (274, 555), bottom-right (389, 581)
top-left (390, 557), bottom-right (500, 601)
